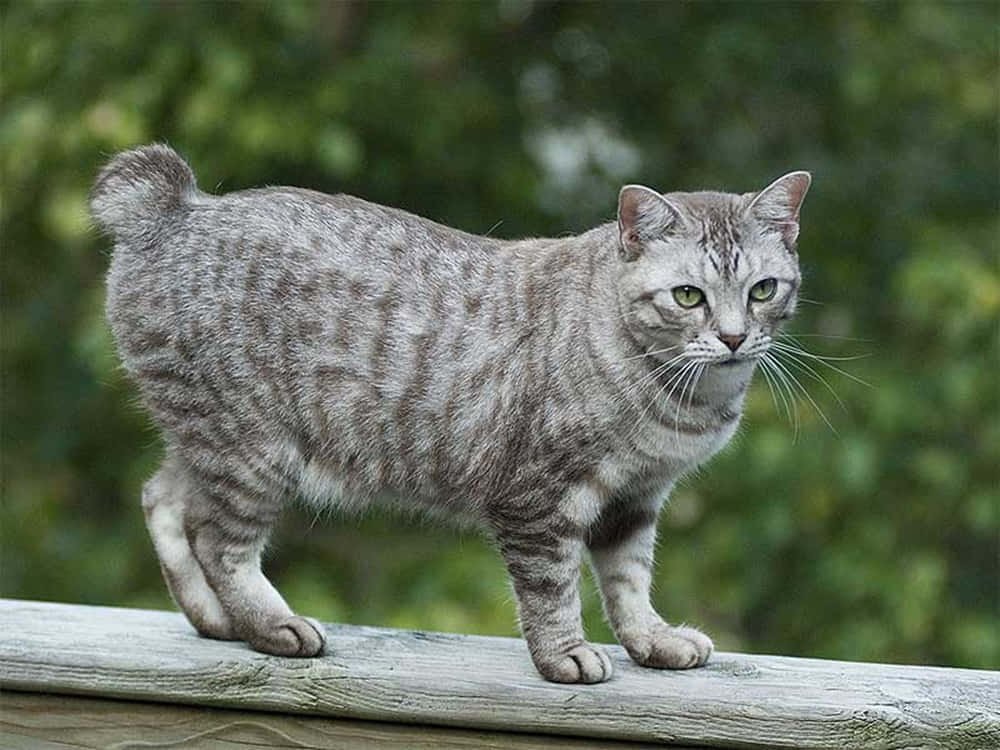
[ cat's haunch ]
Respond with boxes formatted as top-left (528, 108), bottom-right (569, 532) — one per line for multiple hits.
top-left (94, 144), bottom-right (808, 683)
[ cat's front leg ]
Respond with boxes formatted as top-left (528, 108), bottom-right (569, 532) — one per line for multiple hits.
top-left (588, 495), bottom-right (713, 669)
top-left (496, 510), bottom-right (613, 684)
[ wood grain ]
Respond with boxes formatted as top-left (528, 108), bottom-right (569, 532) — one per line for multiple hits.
top-left (1, 600), bottom-right (998, 749)
top-left (1, 692), bottom-right (675, 749)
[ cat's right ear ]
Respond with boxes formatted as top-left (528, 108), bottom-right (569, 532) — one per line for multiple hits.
top-left (746, 171), bottom-right (811, 250)
top-left (617, 185), bottom-right (682, 261)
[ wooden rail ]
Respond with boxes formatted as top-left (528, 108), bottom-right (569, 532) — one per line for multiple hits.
top-left (1, 599), bottom-right (998, 749)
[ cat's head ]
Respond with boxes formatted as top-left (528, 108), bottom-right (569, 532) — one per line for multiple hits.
top-left (615, 172), bottom-right (810, 370)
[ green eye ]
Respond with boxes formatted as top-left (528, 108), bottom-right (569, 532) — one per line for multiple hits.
top-left (672, 285), bottom-right (704, 308)
top-left (749, 278), bottom-right (777, 302)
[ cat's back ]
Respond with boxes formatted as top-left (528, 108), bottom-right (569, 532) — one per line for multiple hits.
top-left (94, 146), bottom-right (498, 362)
top-left (97, 150), bottom-right (491, 297)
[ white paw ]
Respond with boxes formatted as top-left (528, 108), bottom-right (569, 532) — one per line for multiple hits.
top-left (623, 623), bottom-right (713, 669)
top-left (536, 642), bottom-right (614, 684)
top-left (248, 615), bottom-right (327, 657)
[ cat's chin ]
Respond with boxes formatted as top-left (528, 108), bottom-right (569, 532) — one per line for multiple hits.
top-left (712, 357), bottom-right (755, 368)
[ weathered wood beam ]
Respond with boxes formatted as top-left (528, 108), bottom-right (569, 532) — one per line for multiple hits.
top-left (1, 692), bottom-right (673, 750)
top-left (1, 600), bottom-right (997, 749)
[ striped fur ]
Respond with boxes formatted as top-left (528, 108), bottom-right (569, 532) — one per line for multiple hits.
top-left (93, 145), bottom-right (809, 683)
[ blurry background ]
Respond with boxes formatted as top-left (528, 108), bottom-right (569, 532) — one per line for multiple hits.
top-left (2, 1), bottom-right (997, 669)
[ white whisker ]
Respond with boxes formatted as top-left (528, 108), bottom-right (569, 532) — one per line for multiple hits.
top-left (763, 352), bottom-right (800, 439)
top-left (770, 348), bottom-right (848, 413)
top-left (620, 344), bottom-right (681, 362)
top-left (770, 340), bottom-right (873, 387)
top-left (674, 363), bottom-right (705, 445)
top-left (767, 351), bottom-right (837, 434)
top-left (672, 362), bottom-right (699, 438)
top-left (626, 359), bottom-right (696, 443)
top-left (619, 351), bottom-right (688, 400)
top-left (761, 354), bottom-right (794, 428)
top-left (773, 340), bottom-right (872, 362)
top-left (780, 332), bottom-right (872, 343)
top-left (756, 358), bottom-right (783, 419)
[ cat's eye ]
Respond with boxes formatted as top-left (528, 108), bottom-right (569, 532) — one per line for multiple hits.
top-left (672, 285), bottom-right (704, 308)
top-left (749, 278), bottom-right (777, 302)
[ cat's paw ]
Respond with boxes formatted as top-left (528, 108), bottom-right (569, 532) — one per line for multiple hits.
top-left (247, 615), bottom-right (327, 657)
top-left (535, 642), bottom-right (614, 684)
top-left (623, 623), bottom-right (713, 669)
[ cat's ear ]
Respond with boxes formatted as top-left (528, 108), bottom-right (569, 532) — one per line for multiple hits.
top-left (617, 185), bottom-right (683, 261)
top-left (746, 171), bottom-right (811, 250)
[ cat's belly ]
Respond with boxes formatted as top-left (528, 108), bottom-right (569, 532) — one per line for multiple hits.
top-left (278, 438), bottom-right (490, 522)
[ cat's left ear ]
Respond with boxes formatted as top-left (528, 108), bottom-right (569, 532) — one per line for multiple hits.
top-left (746, 171), bottom-right (811, 250)
top-left (617, 185), bottom-right (684, 261)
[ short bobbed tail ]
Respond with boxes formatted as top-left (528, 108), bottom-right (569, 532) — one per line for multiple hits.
top-left (90, 144), bottom-right (197, 245)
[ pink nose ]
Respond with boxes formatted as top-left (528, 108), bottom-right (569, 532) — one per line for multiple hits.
top-left (718, 333), bottom-right (746, 352)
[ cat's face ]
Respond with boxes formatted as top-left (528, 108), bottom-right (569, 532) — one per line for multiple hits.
top-left (615, 173), bottom-right (810, 370)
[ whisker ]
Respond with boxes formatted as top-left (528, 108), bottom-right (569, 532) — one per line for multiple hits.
top-left (657, 361), bottom-right (697, 411)
top-left (771, 348), bottom-right (848, 413)
top-left (770, 341), bottom-right (873, 386)
top-left (611, 353), bottom-right (692, 448)
top-left (773, 340), bottom-right (872, 362)
top-left (620, 344), bottom-right (681, 362)
top-left (672, 362), bottom-right (700, 439)
top-left (618, 352), bottom-right (687, 401)
top-left (767, 352), bottom-right (837, 434)
top-left (659, 361), bottom-right (698, 412)
top-left (756, 358), bottom-right (783, 419)
top-left (780, 332), bottom-right (872, 343)
top-left (615, 307), bottom-right (647, 323)
top-left (619, 360), bottom-right (693, 458)
top-left (675, 363), bottom-right (705, 444)
top-left (761, 354), bottom-right (795, 429)
top-left (627, 360), bottom-right (696, 443)
top-left (764, 352), bottom-right (800, 439)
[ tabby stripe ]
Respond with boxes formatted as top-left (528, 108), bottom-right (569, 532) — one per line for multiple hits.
top-left (501, 540), bottom-right (567, 566)
top-left (588, 506), bottom-right (658, 550)
top-left (516, 575), bottom-right (578, 603)
top-left (275, 266), bottom-right (297, 407)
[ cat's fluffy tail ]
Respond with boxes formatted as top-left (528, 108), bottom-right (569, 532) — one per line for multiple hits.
top-left (90, 144), bottom-right (198, 245)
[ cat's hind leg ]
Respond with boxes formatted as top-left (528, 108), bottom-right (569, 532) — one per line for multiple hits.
top-left (183, 464), bottom-right (326, 658)
top-left (142, 455), bottom-right (235, 641)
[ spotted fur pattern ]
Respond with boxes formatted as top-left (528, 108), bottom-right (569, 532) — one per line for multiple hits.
top-left (93, 144), bottom-right (809, 683)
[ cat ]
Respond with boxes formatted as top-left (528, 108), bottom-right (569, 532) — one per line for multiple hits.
top-left (91, 144), bottom-right (809, 684)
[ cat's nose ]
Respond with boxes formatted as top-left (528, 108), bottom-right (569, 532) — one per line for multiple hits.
top-left (718, 333), bottom-right (746, 352)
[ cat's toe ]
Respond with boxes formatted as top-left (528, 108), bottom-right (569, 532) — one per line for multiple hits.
top-left (672, 624), bottom-right (713, 664)
top-left (537, 642), bottom-right (613, 684)
top-left (248, 615), bottom-right (327, 657)
top-left (625, 623), bottom-right (713, 669)
top-left (285, 615), bottom-right (327, 656)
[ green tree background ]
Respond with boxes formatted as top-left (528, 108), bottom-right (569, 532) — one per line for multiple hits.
top-left (2, 1), bottom-right (997, 669)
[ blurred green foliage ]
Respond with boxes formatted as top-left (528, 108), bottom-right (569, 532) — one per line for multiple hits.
top-left (2, 1), bottom-right (997, 669)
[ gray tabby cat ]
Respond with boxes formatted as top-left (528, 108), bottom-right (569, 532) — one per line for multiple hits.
top-left (91, 144), bottom-right (809, 684)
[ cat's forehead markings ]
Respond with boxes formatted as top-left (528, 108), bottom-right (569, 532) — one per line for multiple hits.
top-left (700, 251), bottom-right (724, 281)
top-left (694, 213), bottom-right (743, 281)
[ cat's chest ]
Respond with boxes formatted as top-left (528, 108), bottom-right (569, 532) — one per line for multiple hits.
top-left (651, 410), bottom-right (739, 464)
top-left (597, 403), bottom-right (742, 493)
